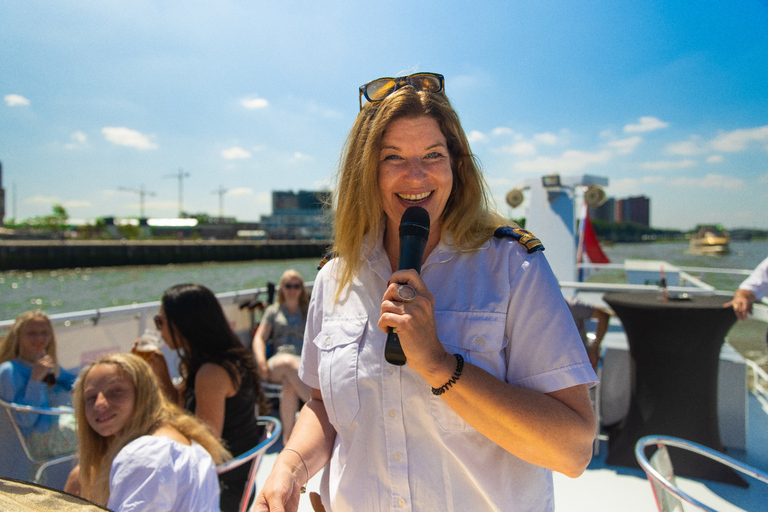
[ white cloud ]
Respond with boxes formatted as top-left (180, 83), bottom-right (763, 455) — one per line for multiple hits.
top-left (65, 131), bottom-right (88, 150)
top-left (758, 174), bottom-right (768, 184)
top-left (102, 127), bottom-right (158, 150)
top-left (606, 136), bottom-right (642, 155)
top-left (505, 142), bottom-right (538, 156)
top-left (467, 130), bottom-right (486, 143)
top-left (491, 127), bottom-right (514, 137)
top-left (670, 173), bottom-right (744, 190)
top-left (4, 94), bottom-right (30, 107)
top-left (515, 149), bottom-right (612, 173)
top-left (62, 200), bottom-right (91, 208)
top-left (710, 125), bottom-right (768, 152)
top-left (222, 147), bottom-right (251, 160)
top-left (241, 96), bottom-right (269, 110)
top-left (624, 116), bottom-right (669, 133)
top-left (639, 159), bottom-right (697, 171)
top-left (533, 132), bottom-right (559, 145)
top-left (706, 155), bottom-right (723, 163)
top-left (227, 187), bottom-right (253, 196)
top-left (289, 152), bottom-right (313, 163)
top-left (25, 195), bottom-right (59, 204)
top-left (665, 137), bottom-right (707, 156)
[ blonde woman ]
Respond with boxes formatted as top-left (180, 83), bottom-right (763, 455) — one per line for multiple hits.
top-left (72, 353), bottom-right (229, 511)
top-left (0, 310), bottom-right (77, 460)
top-left (256, 74), bottom-right (596, 512)
top-left (252, 269), bottom-right (310, 444)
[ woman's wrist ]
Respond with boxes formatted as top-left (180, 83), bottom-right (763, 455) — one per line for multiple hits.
top-left (280, 447), bottom-right (309, 493)
top-left (418, 351), bottom-right (458, 390)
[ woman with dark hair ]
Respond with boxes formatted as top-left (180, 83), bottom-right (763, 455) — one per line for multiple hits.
top-left (143, 283), bottom-right (266, 512)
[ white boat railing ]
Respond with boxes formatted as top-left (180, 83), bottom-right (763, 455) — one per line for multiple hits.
top-left (745, 359), bottom-right (768, 411)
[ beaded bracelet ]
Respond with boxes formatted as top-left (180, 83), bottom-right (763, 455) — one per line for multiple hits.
top-left (282, 447), bottom-right (308, 494)
top-left (431, 353), bottom-right (464, 395)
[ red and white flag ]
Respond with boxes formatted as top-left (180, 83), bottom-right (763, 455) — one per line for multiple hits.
top-left (577, 203), bottom-right (609, 281)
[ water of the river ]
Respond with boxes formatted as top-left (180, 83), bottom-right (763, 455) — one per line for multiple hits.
top-left (1, 239), bottom-right (767, 320)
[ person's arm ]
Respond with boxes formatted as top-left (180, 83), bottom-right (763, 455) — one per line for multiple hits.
top-left (192, 363), bottom-right (236, 438)
top-left (727, 288), bottom-right (756, 320)
top-left (254, 388), bottom-right (336, 512)
top-left (252, 321), bottom-right (273, 380)
top-left (136, 340), bottom-right (182, 405)
top-left (0, 362), bottom-right (48, 429)
top-left (587, 306), bottom-right (611, 369)
top-left (380, 269), bottom-right (596, 478)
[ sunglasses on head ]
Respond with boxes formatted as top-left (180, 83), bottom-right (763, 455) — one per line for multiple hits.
top-left (358, 72), bottom-right (445, 110)
top-left (283, 283), bottom-right (303, 290)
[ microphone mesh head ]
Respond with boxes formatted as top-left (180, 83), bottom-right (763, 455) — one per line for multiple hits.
top-left (399, 206), bottom-right (430, 239)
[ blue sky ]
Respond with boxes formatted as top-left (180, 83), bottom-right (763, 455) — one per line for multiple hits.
top-left (1, 0), bottom-right (767, 230)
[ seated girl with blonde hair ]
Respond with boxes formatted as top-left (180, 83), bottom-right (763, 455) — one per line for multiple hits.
top-left (72, 353), bottom-right (230, 511)
top-left (0, 310), bottom-right (77, 463)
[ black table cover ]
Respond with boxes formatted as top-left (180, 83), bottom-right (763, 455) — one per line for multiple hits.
top-left (602, 292), bottom-right (744, 486)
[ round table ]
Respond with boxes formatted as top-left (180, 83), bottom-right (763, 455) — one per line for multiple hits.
top-left (602, 292), bottom-right (744, 485)
top-left (0, 477), bottom-right (109, 511)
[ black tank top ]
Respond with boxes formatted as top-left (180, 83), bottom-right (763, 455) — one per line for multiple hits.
top-left (185, 366), bottom-right (263, 512)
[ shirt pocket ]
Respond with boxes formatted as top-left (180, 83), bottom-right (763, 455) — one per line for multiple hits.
top-left (312, 317), bottom-right (366, 427)
top-left (430, 312), bottom-right (508, 432)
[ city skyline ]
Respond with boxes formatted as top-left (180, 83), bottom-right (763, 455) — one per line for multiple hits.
top-left (1, 1), bottom-right (767, 230)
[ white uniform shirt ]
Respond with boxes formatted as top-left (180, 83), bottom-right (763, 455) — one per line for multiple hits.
top-left (107, 436), bottom-right (221, 512)
top-left (299, 229), bottom-right (597, 512)
top-left (739, 256), bottom-right (768, 302)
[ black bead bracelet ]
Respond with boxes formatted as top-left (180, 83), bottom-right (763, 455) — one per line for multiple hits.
top-left (431, 353), bottom-right (464, 395)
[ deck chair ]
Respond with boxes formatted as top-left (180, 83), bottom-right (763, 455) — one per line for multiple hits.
top-left (0, 398), bottom-right (77, 484)
top-left (216, 416), bottom-right (281, 512)
top-left (634, 435), bottom-right (768, 512)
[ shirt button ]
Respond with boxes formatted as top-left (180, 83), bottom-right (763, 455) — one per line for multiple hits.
top-left (394, 452), bottom-right (402, 461)
top-left (398, 498), bottom-right (406, 507)
top-left (389, 410), bottom-right (397, 418)
top-left (324, 337), bottom-right (331, 347)
top-left (475, 336), bottom-right (486, 346)
top-left (388, 367), bottom-right (395, 375)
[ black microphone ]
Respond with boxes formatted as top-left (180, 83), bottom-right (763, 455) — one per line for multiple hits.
top-left (385, 206), bottom-right (430, 366)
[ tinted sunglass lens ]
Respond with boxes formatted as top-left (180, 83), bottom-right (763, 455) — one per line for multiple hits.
top-left (410, 75), bottom-right (441, 92)
top-left (365, 79), bottom-right (397, 101)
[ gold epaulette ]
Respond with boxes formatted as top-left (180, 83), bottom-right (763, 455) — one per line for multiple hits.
top-left (317, 251), bottom-right (338, 270)
top-left (493, 226), bottom-right (544, 253)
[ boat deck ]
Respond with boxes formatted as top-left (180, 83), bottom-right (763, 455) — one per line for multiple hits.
top-left (255, 389), bottom-right (768, 511)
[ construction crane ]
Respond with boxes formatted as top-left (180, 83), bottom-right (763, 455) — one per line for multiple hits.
top-left (163, 168), bottom-right (190, 217)
top-left (212, 185), bottom-right (228, 222)
top-left (118, 185), bottom-right (156, 218)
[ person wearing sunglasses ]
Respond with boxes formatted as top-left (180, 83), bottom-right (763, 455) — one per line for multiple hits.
top-left (255, 73), bottom-right (597, 512)
top-left (140, 283), bottom-right (267, 512)
top-left (252, 269), bottom-right (311, 444)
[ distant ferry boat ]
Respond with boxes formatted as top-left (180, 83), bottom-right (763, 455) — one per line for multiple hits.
top-left (689, 225), bottom-right (730, 256)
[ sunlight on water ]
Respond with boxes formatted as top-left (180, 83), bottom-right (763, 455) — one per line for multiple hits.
top-left (0, 258), bottom-right (320, 319)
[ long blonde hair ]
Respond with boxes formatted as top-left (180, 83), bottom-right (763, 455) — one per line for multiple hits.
top-left (73, 353), bottom-right (231, 506)
top-left (0, 310), bottom-right (60, 378)
top-left (331, 86), bottom-right (505, 297)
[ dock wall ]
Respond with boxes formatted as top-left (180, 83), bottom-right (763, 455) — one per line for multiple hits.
top-left (0, 240), bottom-right (331, 270)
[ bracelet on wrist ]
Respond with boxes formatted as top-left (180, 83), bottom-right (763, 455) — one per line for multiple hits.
top-left (282, 447), bottom-right (308, 494)
top-left (431, 353), bottom-right (464, 396)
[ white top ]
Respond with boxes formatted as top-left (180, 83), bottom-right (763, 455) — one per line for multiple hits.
top-left (739, 256), bottom-right (768, 301)
top-left (299, 229), bottom-right (597, 512)
top-left (107, 436), bottom-right (220, 512)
